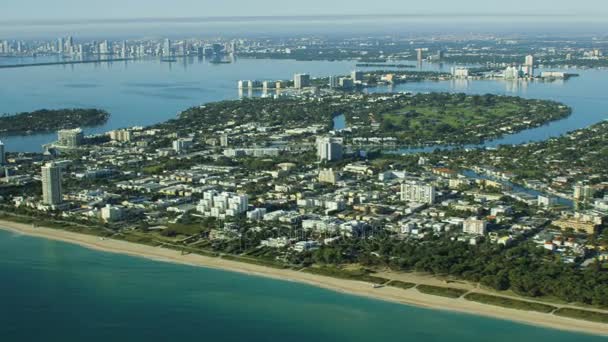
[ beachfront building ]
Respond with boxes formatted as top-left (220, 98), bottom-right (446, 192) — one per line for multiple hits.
top-left (41, 162), bottom-right (62, 205)
top-left (196, 190), bottom-right (249, 219)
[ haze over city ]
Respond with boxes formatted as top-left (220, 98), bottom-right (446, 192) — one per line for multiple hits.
top-left (3, 0), bottom-right (608, 20)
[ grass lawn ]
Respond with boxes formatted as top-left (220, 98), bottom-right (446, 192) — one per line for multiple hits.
top-left (464, 293), bottom-right (556, 313)
top-left (416, 284), bottom-right (468, 298)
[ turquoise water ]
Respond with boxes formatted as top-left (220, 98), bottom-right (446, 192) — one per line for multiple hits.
top-left (0, 229), bottom-right (605, 341)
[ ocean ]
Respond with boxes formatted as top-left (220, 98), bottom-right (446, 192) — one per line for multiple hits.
top-left (0, 229), bottom-right (604, 341)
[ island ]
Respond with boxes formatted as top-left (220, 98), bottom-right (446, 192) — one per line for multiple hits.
top-left (169, 93), bottom-right (571, 146)
top-left (0, 108), bottom-right (110, 135)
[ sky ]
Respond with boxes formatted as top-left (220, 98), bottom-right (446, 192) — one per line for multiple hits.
top-left (2, 0), bottom-right (608, 22)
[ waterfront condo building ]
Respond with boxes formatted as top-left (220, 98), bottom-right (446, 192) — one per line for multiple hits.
top-left (294, 73), bottom-right (311, 89)
top-left (41, 162), bottom-right (62, 205)
top-left (57, 128), bottom-right (84, 147)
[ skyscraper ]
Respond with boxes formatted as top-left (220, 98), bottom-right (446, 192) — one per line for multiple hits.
top-left (329, 75), bottom-right (339, 88)
top-left (573, 182), bottom-right (593, 202)
top-left (351, 70), bottom-right (364, 83)
top-left (294, 73), bottom-right (311, 89)
top-left (400, 181), bottom-right (436, 204)
top-left (524, 55), bottom-right (535, 77)
top-left (57, 128), bottom-right (84, 147)
top-left (41, 162), bottom-right (62, 205)
top-left (0, 141), bottom-right (5, 165)
top-left (316, 137), bottom-right (343, 161)
top-left (220, 134), bottom-right (229, 147)
top-left (99, 40), bottom-right (110, 55)
top-left (416, 48), bottom-right (423, 63)
top-left (66, 36), bottom-right (73, 53)
top-left (163, 38), bottom-right (172, 56)
top-left (57, 37), bottom-right (64, 53)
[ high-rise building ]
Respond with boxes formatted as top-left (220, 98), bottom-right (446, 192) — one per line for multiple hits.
top-left (230, 41), bottom-right (238, 55)
top-left (525, 55), bottom-right (534, 66)
top-left (41, 162), bottom-right (62, 205)
top-left (109, 130), bottom-right (132, 142)
top-left (416, 48), bottom-right (423, 62)
top-left (220, 134), bottom-right (229, 147)
top-left (573, 182), bottom-right (593, 202)
top-left (57, 37), bottom-right (65, 53)
top-left (329, 75), bottom-right (340, 88)
top-left (172, 138), bottom-right (194, 153)
top-left (436, 49), bottom-right (444, 60)
top-left (463, 218), bottom-right (487, 235)
top-left (400, 181), bottom-right (436, 204)
top-left (351, 70), bottom-right (364, 83)
top-left (99, 40), bottom-right (110, 55)
top-left (538, 195), bottom-right (558, 207)
top-left (57, 128), bottom-right (84, 147)
top-left (196, 190), bottom-right (249, 218)
top-left (294, 73), bottom-right (311, 89)
top-left (316, 137), bottom-right (343, 162)
top-left (319, 168), bottom-right (339, 185)
top-left (163, 38), bottom-right (172, 56)
top-left (504, 65), bottom-right (522, 80)
top-left (101, 204), bottom-right (124, 222)
top-left (451, 67), bottom-right (469, 78)
top-left (339, 77), bottom-right (354, 89)
top-left (0, 141), bottom-right (5, 165)
top-left (524, 55), bottom-right (535, 77)
top-left (262, 81), bottom-right (276, 90)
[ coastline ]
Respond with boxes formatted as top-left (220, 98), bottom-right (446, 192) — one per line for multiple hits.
top-left (1, 220), bottom-right (607, 336)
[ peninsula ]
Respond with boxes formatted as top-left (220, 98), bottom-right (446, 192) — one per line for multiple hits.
top-left (0, 91), bottom-right (605, 336)
top-left (0, 108), bottom-right (109, 135)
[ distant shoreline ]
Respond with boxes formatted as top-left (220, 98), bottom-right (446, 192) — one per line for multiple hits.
top-left (0, 220), bottom-right (606, 336)
top-left (0, 58), bottom-right (134, 69)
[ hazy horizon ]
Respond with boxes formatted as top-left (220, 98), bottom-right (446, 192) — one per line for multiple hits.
top-left (2, 14), bottom-right (608, 40)
top-left (3, 0), bottom-right (608, 21)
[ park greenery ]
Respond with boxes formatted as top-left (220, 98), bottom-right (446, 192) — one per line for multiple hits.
top-left (163, 93), bottom-right (570, 146)
top-left (554, 307), bottom-right (608, 324)
top-left (416, 284), bottom-right (467, 298)
top-left (289, 231), bottom-right (608, 307)
top-left (0, 108), bottom-right (109, 134)
top-left (464, 293), bottom-right (556, 313)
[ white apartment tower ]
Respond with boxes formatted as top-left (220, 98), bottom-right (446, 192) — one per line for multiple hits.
top-left (0, 140), bottom-right (5, 165)
top-left (294, 73), bottom-right (311, 89)
top-left (41, 162), bottom-right (62, 205)
top-left (316, 137), bottom-right (343, 162)
top-left (400, 181), bottom-right (436, 204)
top-left (463, 218), bottom-right (487, 235)
top-left (57, 128), bottom-right (84, 147)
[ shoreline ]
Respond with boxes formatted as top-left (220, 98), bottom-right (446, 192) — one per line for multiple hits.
top-left (1, 220), bottom-right (607, 336)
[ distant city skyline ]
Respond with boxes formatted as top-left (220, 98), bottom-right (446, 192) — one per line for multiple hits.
top-left (2, 0), bottom-right (608, 22)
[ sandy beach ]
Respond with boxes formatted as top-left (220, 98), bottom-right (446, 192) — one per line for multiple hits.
top-left (1, 219), bottom-right (607, 336)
